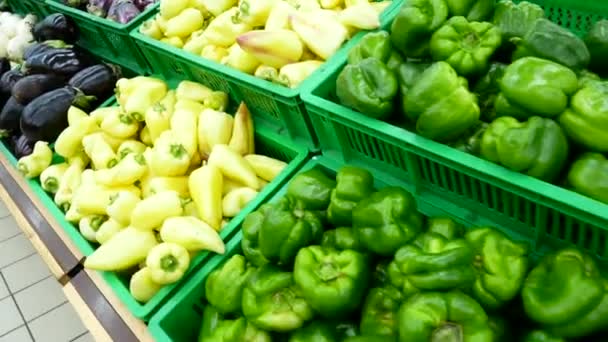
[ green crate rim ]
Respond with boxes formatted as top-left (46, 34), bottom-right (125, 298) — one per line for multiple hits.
top-left (129, 0), bottom-right (404, 100)
top-left (46, 0), bottom-right (159, 31)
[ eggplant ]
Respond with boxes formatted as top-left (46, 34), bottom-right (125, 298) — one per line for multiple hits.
top-left (0, 58), bottom-right (10, 76)
top-left (87, 0), bottom-right (115, 17)
top-left (20, 87), bottom-right (93, 142)
top-left (68, 64), bottom-right (120, 102)
top-left (12, 135), bottom-right (36, 158)
top-left (33, 14), bottom-right (79, 44)
top-left (23, 40), bottom-right (70, 61)
top-left (0, 69), bottom-right (24, 94)
top-left (25, 46), bottom-right (94, 76)
top-left (62, 0), bottom-right (87, 8)
top-left (0, 97), bottom-right (25, 137)
top-left (107, 0), bottom-right (141, 24)
top-left (12, 74), bottom-right (65, 105)
top-left (134, 0), bottom-right (156, 10)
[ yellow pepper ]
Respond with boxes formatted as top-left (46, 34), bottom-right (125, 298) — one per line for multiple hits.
top-left (107, 190), bottom-right (141, 226)
top-left (344, 0), bottom-right (368, 6)
top-left (96, 218), bottom-right (126, 244)
top-left (265, 1), bottom-right (295, 30)
top-left (161, 36), bottom-right (184, 48)
top-left (117, 140), bottom-right (147, 160)
top-left (95, 153), bottom-right (147, 187)
top-left (289, 10), bottom-right (348, 60)
top-left (130, 191), bottom-right (184, 231)
top-left (320, 0), bottom-right (343, 8)
top-left (100, 110), bottom-right (140, 139)
top-left (116, 77), bottom-right (155, 107)
top-left (182, 198), bottom-right (200, 218)
top-left (82, 133), bottom-right (118, 170)
top-left (89, 107), bottom-right (117, 126)
top-left (17, 141), bottom-right (53, 178)
top-left (228, 102), bottom-right (255, 155)
top-left (140, 126), bottom-right (153, 146)
top-left (123, 78), bottom-right (168, 120)
top-left (156, 14), bottom-right (168, 33)
top-left (84, 227), bottom-right (158, 271)
top-left (79, 215), bottom-right (107, 243)
top-left (237, 29), bottom-right (303, 69)
top-left (140, 18), bottom-right (163, 40)
top-left (67, 106), bottom-right (89, 126)
top-left (200, 0), bottom-right (238, 16)
top-left (222, 187), bottom-right (259, 218)
top-left (197, 108), bottom-right (234, 158)
top-left (338, 2), bottom-right (381, 30)
top-left (244, 154), bottom-right (288, 182)
top-left (175, 99), bottom-right (206, 114)
top-left (55, 114), bottom-right (98, 159)
top-left (287, 0), bottom-right (322, 11)
top-left (371, 1), bottom-right (392, 14)
top-left (150, 131), bottom-right (191, 177)
top-left (278, 60), bottom-right (324, 88)
top-left (254, 65), bottom-right (280, 83)
top-left (159, 216), bottom-right (225, 253)
top-left (130, 267), bottom-right (162, 303)
top-left (159, 0), bottom-right (189, 19)
top-left (221, 43), bottom-right (260, 74)
top-left (189, 151), bottom-right (203, 171)
top-left (176, 81), bottom-right (214, 103)
top-left (54, 155), bottom-right (86, 211)
top-left (40, 163), bottom-right (69, 194)
top-left (146, 242), bottom-right (190, 285)
top-left (208, 144), bottom-right (259, 189)
top-left (64, 205), bottom-right (84, 224)
top-left (170, 107), bottom-right (199, 157)
top-left (143, 176), bottom-right (190, 198)
top-left (189, 165), bottom-right (223, 230)
top-left (203, 7), bottom-right (251, 47)
top-left (102, 132), bottom-right (125, 151)
top-left (183, 31), bottom-right (209, 55)
top-left (73, 184), bottom-right (140, 216)
top-left (201, 45), bottom-right (229, 63)
top-left (222, 177), bottom-right (245, 196)
top-left (236, 0), bottom-right (277, 27)
top-left (165, 8), bottom-right (204, 38)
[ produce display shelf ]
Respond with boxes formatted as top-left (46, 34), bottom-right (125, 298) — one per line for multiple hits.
top-left (130, 0), bottom-right (404, 152)
top-left (0, 141), bottom-right (150, 342)
top-left (45, 0), bottom-right (156, 75)
top-left (149, 154), bottom-right (588, 342)
top-left (301, 0), bottom-right (608, 264)
top-left (6, 0), bottom-right (51, 18)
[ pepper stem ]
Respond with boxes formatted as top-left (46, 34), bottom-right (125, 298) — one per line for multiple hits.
top-left (432, 323), bottom-right (463, 342)
top-left (316, 262), bottom-right (340, 282)
top-left (44, 178), bottom-right (59, 193)
top-left (161, 254), bottom-right (179, 272)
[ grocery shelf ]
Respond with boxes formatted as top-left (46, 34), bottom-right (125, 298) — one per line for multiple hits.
top-left (0, 150), bottom-right (151, 342)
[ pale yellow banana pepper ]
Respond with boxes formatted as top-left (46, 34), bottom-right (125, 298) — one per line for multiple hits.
top-left (222, 187), bottom-right (259, 218)
top-left (117, 140), bottom-right (147, 160)
top-left (208, 144), bottom-right (260, 189)
top-left (165, 8), bottom-right (204, 38)
top-left (40, 163), bottom-right (69, 194)
top-left (159, 216), bottom-right (225, 254)
top-left (67, 106), bottom-right (89, 126)
top-left (82, 132), bottom-right (118, 170)
top-left (54, 153), bottom-right (87, 211)
top-left (236, 0), bottom-right (276, 27)
top-left (107, 190), bottom-right (141, 226)
top-left (221, 43), bottom-right (260, 74)
top-left (201, 45), bottom-right (229, 63)
top-left (79, 215), bottom-right (107, 243)
top-left (129, 267), bottom-right (162, 303)
top-left (96, 218), bottom-right (126, 244)
top-left (228, 102), bottom-right (255, 155)
top-left (244, 154), bottom-right (288, 182)
top-left (130, 190), bottom-right (184, 231)
top-left (17, 141), bottom-right (53, 178)
top-left (203, 7), bottom-right (251, 47)
top-left (278, 60), bottom-right (324, 88)
top-left (189, 165), bottom-right (223, 230)
top-left (100, 110), bottom-right (140, 139)
top-left (150, 131), bottom-right (191, 177)
top-left (84, 227), bottom-right (158, 271)
top-left (55, 114), bottom-right (98, 159)
top-left (170, 107), bottom-right (198, 157)
top-left (197, 108), bottom-right (234, 158)
top-left (143, 176), bottom-right (190, 198)
top-left (95, 153), bottom-right (147, 187)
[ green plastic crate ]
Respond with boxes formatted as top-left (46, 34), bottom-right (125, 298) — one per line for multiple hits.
top-left (149, 155), bottom-right (597, 342)
top-left (301, 0), bottom-right (608, 263)
top-left (130, 1), bottom-right (404, 151)
top-left (45, 0), bottom-right (156, 74)
top-left (6, 0), bottom-right (50, 18)
top-left (517, 0), bottom-right (608, 37)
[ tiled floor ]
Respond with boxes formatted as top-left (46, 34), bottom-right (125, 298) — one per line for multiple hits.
top-left (0, 200), bottom-right (92, 342)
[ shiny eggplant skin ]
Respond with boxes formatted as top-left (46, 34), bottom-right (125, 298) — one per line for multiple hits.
top-left (33, 14), bottom-right (79, 43)
top-left (12, 74), bottom-right (65, 105)
top-left (68, 64), bottom-right (120, 101)
top-left (0, 69), bottom-right (24, 94)
top-left (20, 87), bottom-right (80, 142)
top-left (25, 46), bottom-right (94, 76)
top-left (11, 135), bottom-right (36, 158)
top-left (0, 97), bottom-right (24, 137)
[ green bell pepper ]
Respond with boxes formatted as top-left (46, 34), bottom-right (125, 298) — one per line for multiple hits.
top-left (465, 227), bottom-right (529, 310)
top-left (241, 204), bottom-right (271, 267)
top-left (353, 187), bottom-right (424, 256)
top-left (360, 286), bottom-right (403, 338)
top-left (430, 16), bottom-right (502, 77)
top-left (513, 19), bottom-right (590, 71)
top-left (448, 122), bottom-right (488, 156)
top-left (492, 0), bottom-right (545, 41)
top-left (205, 254), bottom-right (255, 315)
top-left (388, 232), bottom-right (475, 297)
top-left (198, 306), bottom-right (272, 342)
top-left (336, 57), bottom-right (398, 120)
top-left (294, 246), bottom-right (369, 318)
top-left (426, 217), bottom-right (464, 240)
top-left (558, 80), bottom-right (608, 152)
top-left (567, 153), bottom-right (608, 204)
top-left (522, 247), bottom-right (608, 338)
top-left (289, 321), bottom-right (339, 342)
top-left (398, 291), bottom-right (494, 342)
top-left (327, 166), bottom-right (374, 226)
top-left (473, 62), bottom-right (508, 122)
top-left (404, 61), bottom-right (481, 142)
top-left (390, 0), bottom-right (449, 58)
top-left (242, 265), bottom-right (314, 332)
top-left (344, 337), bottom-right (387, 342)
top-left (480, 116), bottom-right (569, 182)
top-left (494, 93), bottom-right (534, 120)
top-left (348, 31), bottom-right (392, 65)
top-left (321, 227), bottom-right (361, 251)
top-left (522, 330), bottom-right (566, 342)
top-left (585, 19), bottom-right (608, 76)
top-left (258, 196), bottom-right (324, 266)
top-left (488, 315), bottom-right (508, 342)
top-left (445, 0), bottom-right (494, 21)
top-left (371, 260), bottom-right (391, 287)
top-left (287, 168), bottom-right (337, 211)
top-left (397, 61), bottom-right (430, 115)
top-left (499, 57), bottom-right (578, 118)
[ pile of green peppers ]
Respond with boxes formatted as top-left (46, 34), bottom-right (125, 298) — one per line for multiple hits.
top-left (197, 166), bottom-right (608, 342)
top-left (334, 0), bottom-right (608, 204)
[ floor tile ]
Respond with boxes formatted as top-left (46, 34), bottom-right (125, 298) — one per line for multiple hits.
top-left (13, 278), bottom-right (65, 322)
top-left (2, 254), bottom-right (51, 293)
top-left (0, 235), bottom-right (35, 269)
top-left (0, 200), bottom-right (9, 219)
top-left (0, 216), bottom-right (20, 242)
top-left (0, 326), bottom-right (32, 342)
top-left (0, 297), bottom-right (24, 336)
top-left (71, 332), bottom-right (94, 342)
top-left (0, 274), bottom-right (8, 300)
top-left (28, 303), bottom-right (87, 342)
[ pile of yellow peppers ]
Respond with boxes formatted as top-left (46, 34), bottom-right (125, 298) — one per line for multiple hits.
top-left (18, 76), bottom-right (288, 303)
top-left (140, 0), bottom-right (391, 88)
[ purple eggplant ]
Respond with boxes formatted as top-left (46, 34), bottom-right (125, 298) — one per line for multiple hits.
top-left (107, 0), bottom-right (141, 24)
top-left (134, 0), bottom-right (156, 10)
top-left (87, 0), bottom-right (115, 17)
top-left (62, 0), bottom-right (87, 8)
top-left (12, 135), bottom-right (36, 158)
